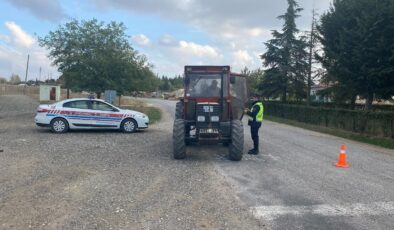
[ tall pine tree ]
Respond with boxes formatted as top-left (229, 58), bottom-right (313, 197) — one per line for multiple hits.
top-left (260, 0), bottom-right (308, 102)
top-left (318, 0), bottom-right (394, 110)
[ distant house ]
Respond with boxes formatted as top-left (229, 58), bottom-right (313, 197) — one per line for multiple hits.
top-left (311, 84), bottom-right (332, 103)
top-left (39, 85), bottom-right (61, 101)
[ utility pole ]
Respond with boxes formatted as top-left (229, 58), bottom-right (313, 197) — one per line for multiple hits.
top-left (307, 9), bottom-right (316, 106)
top-left (23, 54), bottom-right (30, 95)
top-left (39, 67), bottom-right (42, 82)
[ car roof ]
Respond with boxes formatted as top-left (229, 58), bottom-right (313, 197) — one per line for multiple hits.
top-left (58, 98), bottom-right (105, 104)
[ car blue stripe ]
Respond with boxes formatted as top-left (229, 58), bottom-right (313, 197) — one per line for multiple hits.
top-left (65, 115), bottom-right (122, 121)
top-left (46, 114), bottom-right (122, 121)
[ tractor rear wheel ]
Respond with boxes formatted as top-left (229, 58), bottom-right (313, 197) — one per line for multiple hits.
top-left (175, 101), bottom-right (183, 119)
top-left (229, 120), bottom-right (243, 161)
top-left (173, 119), bottom-right (186, 159)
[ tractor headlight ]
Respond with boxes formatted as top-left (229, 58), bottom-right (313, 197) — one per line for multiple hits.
top-left (210, 116), bottom-right (219, 122)
top-left (197, 116), bottom-right (205, 122)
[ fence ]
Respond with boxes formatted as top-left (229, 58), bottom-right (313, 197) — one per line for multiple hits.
top-left (0, 84), bottom-right (88, 101)
top-left (0, 84), bottom-right (40, 100)
top-left (264, 102), bottom-right (394, 139)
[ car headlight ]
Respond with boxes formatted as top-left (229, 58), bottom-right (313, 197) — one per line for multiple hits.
top-left (197, 116), bottom-right (205, 122)
top-left (210, 116), bottom-right (219, 122)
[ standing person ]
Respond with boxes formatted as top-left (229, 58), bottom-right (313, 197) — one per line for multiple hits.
top-left (244, 96), bottom-right (264, 155)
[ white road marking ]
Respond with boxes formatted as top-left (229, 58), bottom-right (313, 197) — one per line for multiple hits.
top-left (251, 202), bottom-right (394, 221)
top-left (262, 153), bottom-right (280, 161)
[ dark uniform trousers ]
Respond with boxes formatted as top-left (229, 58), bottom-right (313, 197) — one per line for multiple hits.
top-left (250, 122), bottom-right (261, 150)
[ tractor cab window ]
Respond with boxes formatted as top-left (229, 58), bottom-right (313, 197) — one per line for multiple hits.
top-left (230, 75), bottom-right (248, 120)
top-left (186, 74), bottom-right (222, 97)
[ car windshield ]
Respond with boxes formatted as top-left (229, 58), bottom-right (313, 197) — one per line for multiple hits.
top-left (186, 74), bottom-right (222, 97)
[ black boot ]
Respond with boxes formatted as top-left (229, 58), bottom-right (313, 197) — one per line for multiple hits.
top-left (248, 149), bottom-right (259, 155)
top-left (248, 149), bottom-right (256, 155)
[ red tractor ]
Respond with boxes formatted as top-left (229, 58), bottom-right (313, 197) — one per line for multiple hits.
top-left (173, 65), bottom-right (248, 161)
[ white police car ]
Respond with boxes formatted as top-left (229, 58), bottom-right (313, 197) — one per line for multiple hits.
top-left (35, 98), bottom-right (149, 133)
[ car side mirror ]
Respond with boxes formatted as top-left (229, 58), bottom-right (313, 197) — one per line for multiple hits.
top-left (112, 108), bottom-right (119, 112)
top-left (230, 76), bottom-right (236, 84)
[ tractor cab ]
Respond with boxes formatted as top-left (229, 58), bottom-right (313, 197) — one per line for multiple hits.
top-left (173, 65), bottom-right (248, 161)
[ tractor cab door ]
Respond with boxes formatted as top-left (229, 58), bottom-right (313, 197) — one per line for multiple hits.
top-left (230, 75), bottom-right (248, 120)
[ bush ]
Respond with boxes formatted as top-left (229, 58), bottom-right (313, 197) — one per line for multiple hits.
top-left (265, 100), bottom-right (394, 111)
top-left (264, 102), bottom-right (394, 139)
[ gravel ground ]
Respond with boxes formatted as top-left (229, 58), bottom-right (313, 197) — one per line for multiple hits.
top-left (0, 95), bottom-right (262, 229)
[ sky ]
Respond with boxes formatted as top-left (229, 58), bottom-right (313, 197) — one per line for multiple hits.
top-left (0, 0), bottom-right (332, 80)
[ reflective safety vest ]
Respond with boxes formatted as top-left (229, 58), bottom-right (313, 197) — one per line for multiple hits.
top-left (248, 102), bottom-right (264, 122)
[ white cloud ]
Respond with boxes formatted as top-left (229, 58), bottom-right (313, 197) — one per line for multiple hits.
top-left (230, 49), bottom-right (261, 72)
top-left (233, 50), bottom-right (252, 63)
top-left (158, 34), bottom-right (178, 46)
top-left (0, 22), bottom-right (58, 80)
top-left (0, 34), bottom-right (11, 44)
top-left (4, 0), bottom-right (66, 22)
top-left (131, 34), bottom-right (151, 47)
top-left (140, 35), bottom-right (228, 77)
top-left (177, 41), bottom-right (219, 58)
top-left (90, 0), bottom-right (332, 76)
top-left (5, 21), bottom-right (35, 48)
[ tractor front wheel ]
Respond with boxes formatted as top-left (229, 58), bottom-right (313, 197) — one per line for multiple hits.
top-left (175, 101), bottom-right (183, 119)
top-left (228, 120), bottom-right (244, 161)
top-left (173, 119), bottom-right (186, 159)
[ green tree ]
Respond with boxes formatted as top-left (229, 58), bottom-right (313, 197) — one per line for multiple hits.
top-left (159, 76), bottom-right (171, 91)
top-left (158, 75), bottom-right (183, 92)
top-left (241, 67), bottom-right (263, 96)
top-left (0, 77), bottom-right (7, 84)
top-left (39, 19), bottom-right (155, 98)
top-left (318, 0), bottom-right (394, 110)
top-left (9, 74), bottom-right (21, 84)
top-left (169, 75), bottom-right (183, 90)
top-left (128, 63), bottom-right (160, 92)
top-left (260, 0), bottom-right (308, 102)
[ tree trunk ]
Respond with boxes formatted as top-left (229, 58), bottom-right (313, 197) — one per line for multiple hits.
top-left (307, 35), bottom-right (313, 106)
top-left (364, 93), bottom-right (373, 111)
top-left (67, 88), bottom-right (70, 99)
top-left (350, 94), bottom-right (357, 110)
top-left (307, 9), bottom-right (316, 106)
top-left (96, 92), bottom-right (101, 99)
top-left (282, 87), bottom-right (287, 103)
top-left (118, 95), bottom-right (121, 107)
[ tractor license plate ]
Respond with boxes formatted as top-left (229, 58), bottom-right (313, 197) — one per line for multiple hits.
top-left (200, 128), bottom-right (219, 134)
top-left (203, 106), bottom-right (214, 113)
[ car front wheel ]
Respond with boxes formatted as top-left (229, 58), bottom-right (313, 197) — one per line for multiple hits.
top-left (121, 119), bottom-right (138, 133)
top-left (50, 118), bottom-right (69, 133)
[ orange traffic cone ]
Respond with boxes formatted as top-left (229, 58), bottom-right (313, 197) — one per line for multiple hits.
top-left (335, 144), bottom-right (349, 168)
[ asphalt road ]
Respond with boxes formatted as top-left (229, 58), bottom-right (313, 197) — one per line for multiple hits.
top-left (144, 98), bottom-right (394, 230)
top-left (1, 95), bottom-right (393, 229)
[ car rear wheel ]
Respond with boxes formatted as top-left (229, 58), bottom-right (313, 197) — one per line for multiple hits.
top-left (121, 119), bottom-right (138, 133)
top-left (50, 118), bottom-right (69, 133)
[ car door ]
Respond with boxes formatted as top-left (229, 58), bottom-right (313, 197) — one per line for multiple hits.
top-left (62, 100), bottom-right (94, 127)
top-left (90, 101), bottom-right (122, 128)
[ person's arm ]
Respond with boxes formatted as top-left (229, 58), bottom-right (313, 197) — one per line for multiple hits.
top-left (246, 104), bottom-right (260, 118)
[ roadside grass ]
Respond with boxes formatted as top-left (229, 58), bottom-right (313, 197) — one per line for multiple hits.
top-left (119, 98), bottom-right (162, 124)
top-left (265, 115), bottom-right (394, 150)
